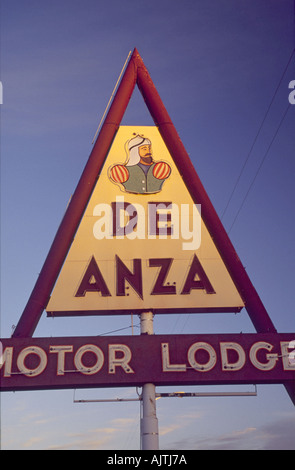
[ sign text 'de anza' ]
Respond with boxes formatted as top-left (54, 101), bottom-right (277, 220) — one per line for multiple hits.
top-left (46, 127), bottom-right (244, 317)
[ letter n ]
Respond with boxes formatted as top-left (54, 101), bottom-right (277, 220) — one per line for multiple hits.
top-left (181, 254), bottom-right (215, 294)
top-left (116, 256), bottom-right (143, 299)
top-left (75, 256), bottom-right (111, 297)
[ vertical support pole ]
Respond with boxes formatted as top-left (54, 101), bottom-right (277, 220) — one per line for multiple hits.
top-left (140, 311), bottom-right (159, 450)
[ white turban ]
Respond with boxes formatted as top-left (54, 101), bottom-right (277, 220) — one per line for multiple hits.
top-left (126, 135), bottom-right (151, 166)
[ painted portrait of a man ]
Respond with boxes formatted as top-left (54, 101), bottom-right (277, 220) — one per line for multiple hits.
top-left (109, 134), bottom-right (171, 194)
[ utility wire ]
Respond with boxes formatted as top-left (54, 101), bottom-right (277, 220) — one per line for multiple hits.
top-left (227, 103), bottom-right (291, 233)
top-left (91, 50), bottom-right (132, 145)
top-left (97, 323), bottom-right (140, 336)
top-left (169, 50), bottom-right (294, 336)
top-left (221, 48), bottom-right (295, 221)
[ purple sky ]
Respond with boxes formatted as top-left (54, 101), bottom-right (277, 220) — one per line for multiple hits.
top-left (1, 0), bottom-right (295, 450)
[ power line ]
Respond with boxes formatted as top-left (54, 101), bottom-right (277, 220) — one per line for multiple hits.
top-left (221, 48), bottom-right (295, 222)
top-left (91, 50), bottom-right (132, 145)
top-left (97, 323), bottom-right (140, 336)
top-left (227, 103), bottom-right (291, 233)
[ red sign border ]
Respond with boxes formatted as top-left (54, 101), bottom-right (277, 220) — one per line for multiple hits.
top-left (12, 48), bottom-right (275, 338)
top-left (7, 48), bottom-right (294, 405)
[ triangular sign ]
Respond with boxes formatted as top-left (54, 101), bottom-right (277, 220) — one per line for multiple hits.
top-left (13, 48), bottom-right (276, 337)
top-left (46, 125), bottom-right (244, 316)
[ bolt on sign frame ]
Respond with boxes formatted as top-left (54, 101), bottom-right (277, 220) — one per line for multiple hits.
top-left (2, 48), bottom-right (294, 405)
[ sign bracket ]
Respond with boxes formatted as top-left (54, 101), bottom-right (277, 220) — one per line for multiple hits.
top-left (73, 386), bottom-right (258, 403)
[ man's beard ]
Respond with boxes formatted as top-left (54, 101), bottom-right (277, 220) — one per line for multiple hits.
top-left (140, 156), bottom-right (153, 164)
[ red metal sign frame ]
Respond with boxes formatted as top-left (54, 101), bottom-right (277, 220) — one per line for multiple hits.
top-left (3, 48), bottom-right (294, 404)
top-left (12, 48), bottom-right (275, 338)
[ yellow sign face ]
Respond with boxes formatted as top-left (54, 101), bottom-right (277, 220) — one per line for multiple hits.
top-left (46, 126), bottom-right (244, 316)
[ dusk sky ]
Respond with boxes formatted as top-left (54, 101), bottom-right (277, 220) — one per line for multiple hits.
top-left (1, 0), bottom-right (295, 450)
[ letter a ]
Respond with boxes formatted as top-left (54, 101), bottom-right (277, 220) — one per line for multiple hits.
top-left (75, 256), bottom-right (111, 297)
top-left (181, 254), bottom-right (215, 294)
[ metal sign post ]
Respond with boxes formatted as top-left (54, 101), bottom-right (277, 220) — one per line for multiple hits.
top-left (140, 311), bottom-right (159, 450)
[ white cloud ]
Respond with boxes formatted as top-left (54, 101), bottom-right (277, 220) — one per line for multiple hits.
top-left (23, 436), bottom-right (45, 449)
top-left (165, 415), bottom-right (295, 450)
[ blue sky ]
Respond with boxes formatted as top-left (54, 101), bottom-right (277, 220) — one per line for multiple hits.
top-left (1, 0), bottom-right (295, 450)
